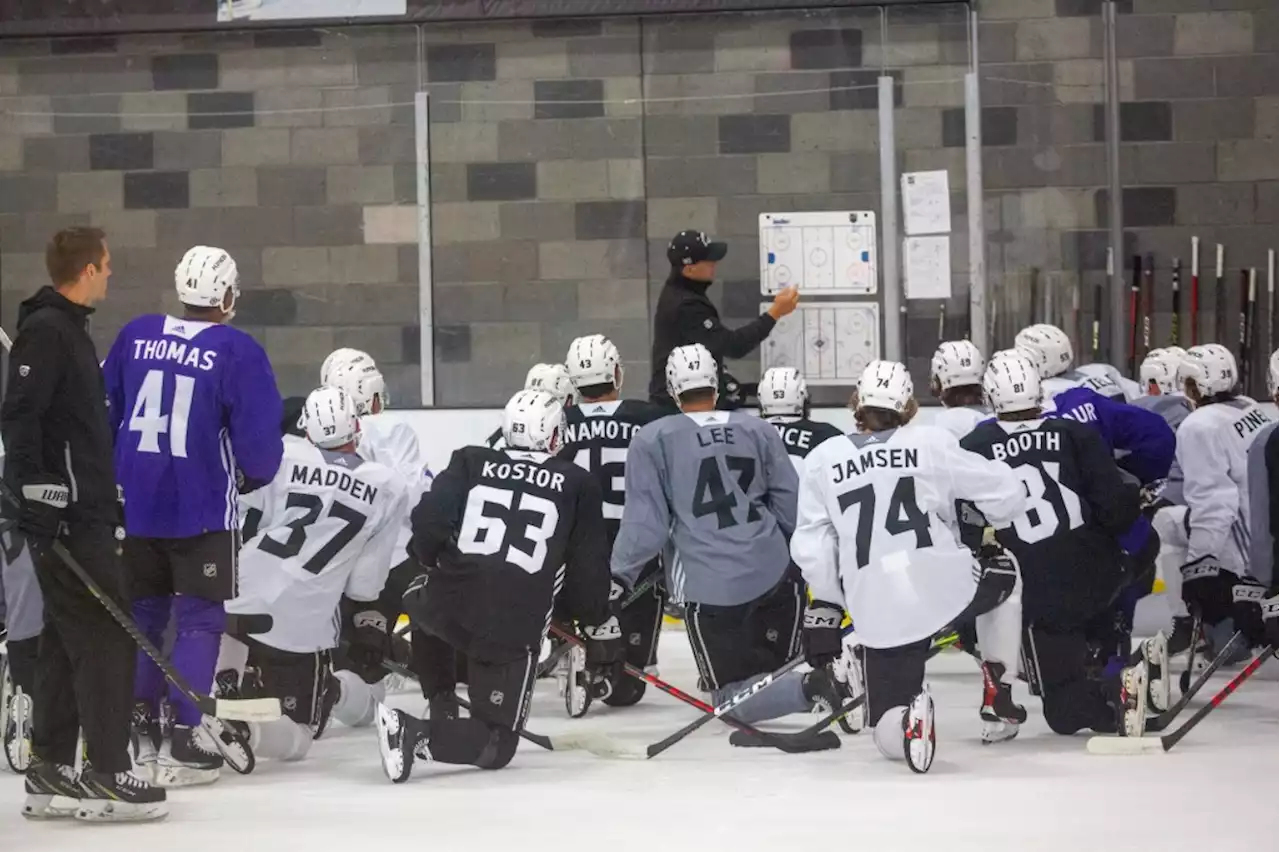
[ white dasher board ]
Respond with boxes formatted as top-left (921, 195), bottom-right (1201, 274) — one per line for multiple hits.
top-left (759, 211), bottom-right (877, 297)
top-left (760, 302), bottom-right (880, 386)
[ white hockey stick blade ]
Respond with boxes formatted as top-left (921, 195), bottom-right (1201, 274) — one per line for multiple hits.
top-left (213, 697), bottom-right (282, 723)
top-left (1086, 735), bottom-right (1165, 756)
top-left (547, 733), bottom-right (648, 760)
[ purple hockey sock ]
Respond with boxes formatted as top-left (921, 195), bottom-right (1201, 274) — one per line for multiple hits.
top-left (169, 595), bottom-right (225, 727)
top-left (133, 595), bottom-right (172, 711)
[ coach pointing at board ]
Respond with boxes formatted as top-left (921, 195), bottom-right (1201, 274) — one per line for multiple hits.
top-left (649, 229), bottom-right (800, 407)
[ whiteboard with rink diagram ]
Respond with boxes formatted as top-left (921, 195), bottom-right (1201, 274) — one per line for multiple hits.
top-left (760, 302), bottom-right (880, 385)
top-left (758, 211), bottom-right (877, 296)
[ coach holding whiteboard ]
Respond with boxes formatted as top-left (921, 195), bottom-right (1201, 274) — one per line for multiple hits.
top-left (649, 229), bottom-right (800, 408)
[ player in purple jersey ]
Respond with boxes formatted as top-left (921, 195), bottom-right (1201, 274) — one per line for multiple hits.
top-left (102, 246), bottom-right (283, 786)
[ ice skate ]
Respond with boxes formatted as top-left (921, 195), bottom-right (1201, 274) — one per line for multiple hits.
top-left (22, 759), bottom-right (80, 820)
top-left (557, 643), bottom-right (591, 718)
top-left (903, 685), bottom-right (936, 773)
top-left (375, 703), bottom-right (422, 784)
top-left (802, 666), bottom-right (858, 734)
top-left (130, 702), bottom-right (162, 780)
top-left (77, 765), bottom-right (167, 823)
top-left (831, 635), bottom-right (867, 733)
top-left (979, 661), bottom-right (1025, 744)
top-left (312, 673), bottom-right (340, 740)
top-left (4, 687), bottom-right (32, 773)
top-left (1115, 660), bottom-right (1148, 738)
top-left (1141, 632), bottom-right (1171, 712)
top-left (202, 716), bottom-right (254, 775)
top-left (154, 724), bottom-right (222, 787)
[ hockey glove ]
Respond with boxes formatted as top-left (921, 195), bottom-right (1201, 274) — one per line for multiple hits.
top-left (581, 616), bottom-right (624, 700)
top-left (18, 481), bottom-right (68, 550)
top-left (802, 601), bottom-right (844, 669)
top-left (341, 598), bottom-right (390, 684)
top-left (1262, 595), bottom-right (1278, 652)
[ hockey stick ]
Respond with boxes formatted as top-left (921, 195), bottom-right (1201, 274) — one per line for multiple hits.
top-left (1094, 251), bottom-right (1108, 362)
top-left (1189, 237), bottom-right (1200, 346)
top-left (1087, 644), bottom-right (1273, 755)
top-left (1237, 269), bottom-right (1250, 392)
top-left (1129, 255), bottom-right (1142, 378)
top-left (1268, 251), bottom-right (1276, 364)
top-left (1241, 269), bottom-right (1256, 395)
top-left (729, 693), bottom-right (863, 748)
top-left (1170, 257), bottom-right (1181, 347)
top-left (1214, 244), bottom-right (1225, 344)
top-left (1145, 629), bottom-right (1244, 734)
top-left (1141, 252), bottom-right (1154, 363)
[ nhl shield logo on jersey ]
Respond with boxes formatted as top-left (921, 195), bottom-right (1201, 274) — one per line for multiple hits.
top-left (490, 690), bottom-right (505, 706)
top-left (17, 364), bottom-right (29, 377)
top-left (203, 562), bottom-right (218, 578)
top-left (703, 318), bottom-right (714, 330)
top-left (283, 696), bottom-right (297, 711)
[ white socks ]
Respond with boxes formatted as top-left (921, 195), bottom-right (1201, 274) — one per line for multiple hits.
top-left (331, 669), bottom-right (384, 728)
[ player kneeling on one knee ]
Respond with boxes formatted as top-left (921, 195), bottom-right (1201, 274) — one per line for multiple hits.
top-left (792, 361), bottom-right (1029, 772)
top-left (376, 389), bottom-right (621, 782)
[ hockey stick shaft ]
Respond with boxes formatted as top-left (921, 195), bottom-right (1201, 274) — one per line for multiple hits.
top-left (1238, 269), bottom-right (1250, 391)
top-left (1141, 252), bottom-right (1153, 357)
top-left (1268, 251), bottom-right (1275, 360)
top-left (1170, 257), bottom-right (1181, 347)
top-left (1189, 237), bottom-right (1200, 346)
top-left (1129, 255), bottom-right (1141, 377)
top-left (1160, 645), bottom-right (1273, 752)
top-left (1214, 244), bottom-right (1225, 344)
top-left (1145, 629), bottom-right (1243, 733)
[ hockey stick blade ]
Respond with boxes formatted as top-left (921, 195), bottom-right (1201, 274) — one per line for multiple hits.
top-left (729, 693), bottom-right (866, 748)
top-left (1085, 736), bottom-right (1167, 756)
top-left (212, 697), bottom-right (286, 723)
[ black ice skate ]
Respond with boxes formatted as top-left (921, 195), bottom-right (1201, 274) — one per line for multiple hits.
top-left (1111, 660), bottom-right (1148, 738)
top-left (903, 686), bottom-right (936, 773)
top-left (130, 701), bottom-right (162, 779)
top-left (979, 661), bottom-right (1026, 744)
top-left (802, 666), bottom-right (859, 734)
top-left (154, 724), bottom-right (222, 788)
top-left (77, 764), bottom-right (168, 822)
top-left (202, 716), bottom-right (255, 775)
top-left (312, 673), bottom-right (341, 741)
top-left (375, 703), bottom-right (426, 784)
top-left (4, 685), bottom-right (32, 773)
top-left (1140, 633), bottom-right (1171, 713)
top-left (22, 759), bottom-right (81, 820)
top-left (557, 643), bottom-right (591, 718)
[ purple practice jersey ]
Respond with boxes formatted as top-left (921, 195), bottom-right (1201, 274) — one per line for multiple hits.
top-left (103, 315), bottom-right (284, 539)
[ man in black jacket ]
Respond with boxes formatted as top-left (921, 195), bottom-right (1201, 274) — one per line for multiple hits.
top-left (1, 227), bottom-right (166, 821)
top-left (648, 230), bottom-right (799, 407)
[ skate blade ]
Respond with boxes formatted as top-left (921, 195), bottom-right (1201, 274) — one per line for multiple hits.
top-left (152, 764), bottom-right (219, 788)
top-left (75, 799), bottom-right (169, 823)
top-left (22, 794), bottom-right (79, 820)
top-left (1086, 735), bottom-right (1166, 755)
top-left (980, 720), bottom-right (1020, 744)
top-left (375, 704), bottom-right (411, 784)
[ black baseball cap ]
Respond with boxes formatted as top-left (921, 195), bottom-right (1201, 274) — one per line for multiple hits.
top-left (667, 230), bottom-right (728, 267)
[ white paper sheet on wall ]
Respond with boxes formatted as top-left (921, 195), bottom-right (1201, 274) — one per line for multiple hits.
top-left (901, 170), bottom-right (951, 236)
top-left (903, 235), bottom-right (952, 300)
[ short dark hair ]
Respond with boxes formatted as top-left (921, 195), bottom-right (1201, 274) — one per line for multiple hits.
top-left (941, 384), bottom-right (985, 408)
top-left (577, 381), bottom-right (615, 401)
top-left (997, 408), bottom-right (1042, 422)
top-left (678, 387), bottom-right (716, 407)
top-left (855, 406), bottom-right (905, 433)
top-left (46, 227), bottom-right (107, 286)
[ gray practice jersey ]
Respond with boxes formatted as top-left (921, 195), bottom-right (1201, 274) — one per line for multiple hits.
top-left (1246, 421), bottom-right (1277, 585)
top-left (0, 456), bottom-right (43, 643)
top-left (1131, 394), bottom-right (1193, 504)
top-left (612, 410), bottom-right (798, 607)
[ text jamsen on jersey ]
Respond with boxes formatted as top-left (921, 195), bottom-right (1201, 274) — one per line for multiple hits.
top-left (482, 460), bottom-right (567, 492)
top-left (562, 418), bottom-right (643, 444)
top-left (289, 463), bottom-right (379, 504)
top-left (831, 446), bottom-right (919, 482)
top-left (988, 430), bottom-right (1062, 462)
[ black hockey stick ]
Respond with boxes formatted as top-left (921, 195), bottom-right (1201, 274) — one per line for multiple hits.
top-left (1170, 257), bottom-right (1181, 347)
top-left (1141, 252), bottom-right (1154, 363)
top-left (1237, 269), bottom-right (1251, 392)
top-left (1129, 255), bottom-right (1142, 378)
top-left (1089, 644), bottom-right (1273, 755)
top-left (728, 694), bottom-right (863, 748)
top-left (1145, 629), bottom-right (1244, 734)
top-left (0, 481), bottom-right (280, 723)
top-left (1214, 244), bottom-right (1225, 344)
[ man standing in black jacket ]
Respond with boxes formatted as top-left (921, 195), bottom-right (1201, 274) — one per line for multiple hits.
top-left (649, 230), bottom-right (799, 408)
top-left (1, 227), bottom-right (166, 822)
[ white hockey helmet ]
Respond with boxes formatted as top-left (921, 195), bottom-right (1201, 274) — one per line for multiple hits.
top-left (503, 389), bottom-right (564, 453)
top-left (175, 246), bottom-right (240, 315)
top-left (524, 363), bottom-right (575, 404)
top-left (666, 344), bottom-right (718, 400)
top-left (1268, 349), bottom-right (1279, 401)
top-left (320, 347), bottom-right (367, 387)
top-left (565, 334), bottom-right (622, 391)
top-left (855, 360), bottom-right (913, 413)
top-left (1014, 324), bottom-right (1073, 379)
top-left (1178, 344), bottom-right (1237, 398)
top-left (984, 351), bottom-right (1042, 414)
top-left (303, 386), bottom-right (360, 450)
top-left (1139, 348), bottom-right (1184, 395)
top-left (329, 355), bottom-right (388, 416)
top-left (930, 340), bottom-right (986, 391)
top-left (759, 367), bottom-right (809, 417)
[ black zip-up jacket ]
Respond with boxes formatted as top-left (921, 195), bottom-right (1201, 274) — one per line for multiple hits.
top-left (648, 270), bottom-right (777, 405)
top-left (1, 286), bottom-right (118, 525)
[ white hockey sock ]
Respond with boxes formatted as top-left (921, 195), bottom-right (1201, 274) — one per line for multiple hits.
top-left (249, 719), bottom-right (312, 762)
top-left (215, 634), bottom-right (250, 681)
top-left (976, 576), bottom-right (1023, 681)
top-left (872, 708), bottom-right (908, 761)
top-left (331, 669), bottom-right (384, 728)
top-left (1152, 506), bottom-right (1190, 618)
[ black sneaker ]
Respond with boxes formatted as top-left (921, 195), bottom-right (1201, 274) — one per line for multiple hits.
top-left (77, 765), bottom-right (167, 822)
top-left (22, 759), bottom-right (81, 819)
top-left (980, 661), bottom-right (1026, 744)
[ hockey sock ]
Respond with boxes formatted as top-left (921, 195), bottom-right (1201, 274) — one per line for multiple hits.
top-left (214, 634), bottom-right (250, 682)
top-left (872, 708), bottom-right (908, 761)
top-left (132, 595), bottom-right (172, 709)
top-left (975, 579), bottom-right (1023, 677)
top-left (249, 718), bottom-right (312, 762)
top-left (410, 629), bottom-right (457, 697)
top-left (713, 670), bottom-right (809, 724)
top-left (331, 669), bottom-right (383, 728)
top-left (168, 596), bottom-right (224, 727)
top-left (7, 635), bottom-right (38, 695)
top-left (425, 717), bottom-right (520, 770)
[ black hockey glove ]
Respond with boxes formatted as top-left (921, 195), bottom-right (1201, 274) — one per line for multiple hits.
top-left (581, 616), bottom-right (624, 699)
top-left (341, 598), bottom-right (390, 684)
top-left (802, 601), bottom-right (844, 669)
top-left (18, 481), bottom-right (69, 550)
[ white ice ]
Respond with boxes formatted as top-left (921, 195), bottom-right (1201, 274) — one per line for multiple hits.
top-left (4, 630), bottom-right (1277, 852)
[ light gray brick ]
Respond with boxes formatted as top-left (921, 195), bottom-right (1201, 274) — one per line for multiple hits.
top-left (541, 318), bottom-right (649, 366)
top-left (896, 108), bottom-right (942, 149)
top-left (645, 155), bottom-right (757, 198)
top-left (757, 152), bottom-right (830, 195)
top-left (604, 78), bottom-right (643, 118)
top-left (328, 245), bottom-right (401, 284)
top-left (189, 169), bottom-right (257, 208)
top-left (902, 147), bottom-right (966, 177)
top-left (608, 159), bottom-right (645, 200)
top-left (1176, 182), bottom-right (1256, 226)
top-left (221, 207), bottom-right (296, 248)
top-left (434, 240), bottom-right (539, 284)
top-left (89, 209), bottom-right (156, 248)
top-left (1133, 57), bottom-right (1216, 99)
top-left (1174, 12), bottom-right (1253, 55)
top-left (0, 136), bottom-right (21, 171)
top-left (432, 201), bottom-right (502, 243)
top-left (57, 172), bottom-right (122, 213)
top-left (120, 92), bottom-right (187, 132)
top-left (359, 125), bottom-right (416, 165)
top-left (902, 66), bottom-right (967, 108)
top-left (981, 62), bottom-right (1055, 107)
top-left (155, 130), bottom-right (222, 170)
top-left (643, 115), bottom-right (720, 157)
top-left (0, 252), bottom-right (44, 292)
top-left (753, 72), bottom-right (830, 115)
top-left (1172, 99), bottom-right (1256, 142)
top-left (538, 239), bottom-right (645, 280)
top-left (1217, 140), bottom-right (1277, 182)
top-left (263, 247), bottom-right (332, 287)
top-left (0, 95), bottom-right (51, 135)
top-left (430, 163), bottom-right (469, 202)
top-left (502, 281), bottom-right (579, 322)
top-left (354, 41), bottom-right (420, 87)
top-left (1018, 187), bottom-right (1098, 229)
top-left (468, 322), bottom-right (543, 366)
top-left (221, 50), bottom-right (289, 89)
top-left (430, 122), bottom-right (498, 162)
top-left (1117, 14), bottom-right (1175, 59)
top-left (644, 73), bottom-right (755, 117)
top-left (496, 39), bottom-right (569, 79)
top-left (714, 22), bottom-right (792, 72)
top-left (498, 118), bottom-right (574, 160)
top-left (21, 136), bottom-right (87, 173)
top-left (1052, 59), bottom-right (1107, 104)
top-left (567, 37), bottom-right (642, 78)
top-left (714, 194), bottom-right (787, 238)
top-left (327, 165), bottom-right (395, 205)
top-left (570, 118), bottom-right (642, 159)
top-left (830, 152), bottom-right (881, 192)
top-left (874, 24), bottom-right (942, 68)
top-left (461, 81), bottom-right (535, 122)
top-left (363, 205), bottom-right (418, 244)
top-left (154, 209), bottom-right (226, 248)
top-left (647, 197), bottom-right (719, 238)
top-left (221, 128), bottom-right (291, 166)
top-left (435, 362), bottom-right (521, 407)
top-left (645, 28), bottom-right (715, 75)
top-left (791, 111), bottom-right (879, 152)
top-left (322, 87), bottom-right (393, 127)
top-left (1016, 19), bottom-right (1095, 61)
top-left (577, 278), bottom-right (650, 320)
top-left (983, 145), bottom-right (1107, 189)
top-left (537, 160), bottom-right (610, 200)
top-left (332, 325), bottom-right (405, 367)
top-left (265, 326), bottom-right (336, 366)
top-left (290, 128), bottom-right (359, 165)
top-left (256, 88), bottom-right (324, 128)
top-left (1120, 142), bottom-right (1217, 184)
top-left (283, 47), bottom-right (357, 88)
top-left (981, 0), bottom-right (1053, 18)
top-left (499, 201), bottom-right (576, 241)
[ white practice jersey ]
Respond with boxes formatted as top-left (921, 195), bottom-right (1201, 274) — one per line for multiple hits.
top-left (231, 435), bottom-right (409, 653)
top-left (791, 425), bottom-right (1025, 649)
top-left (934, 405), bottom-right (990, 440)
top-left (358, 415), bottom-right (432, 567)
top-left (1176, 397), bottom-right (1275, 574)
top-left (1043, 364), bottom-right (1141, 403)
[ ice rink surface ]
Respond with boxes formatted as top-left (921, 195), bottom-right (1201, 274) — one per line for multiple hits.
top-left (4, 630), bottom-right (1277, 852)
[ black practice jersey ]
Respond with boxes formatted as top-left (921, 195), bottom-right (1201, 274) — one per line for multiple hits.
top-left (409, 445), bottom-right (611, 653)
top-left (961, 417), bottom-right (1142, 629)
top-left (559, 399), bottom-right (667, 544)
top-left (766, 415), bottom-right (844, 469)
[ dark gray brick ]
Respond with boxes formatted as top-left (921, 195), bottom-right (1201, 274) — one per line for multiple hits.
top-left (1056, 0), bottom-right (1132, 14)
top-left (22, 137), bottom-right (89, 173)
top-left (642, 115), bottom-right (720, 157)
top-left (984, 145), bottom-right (1107, 189)
top-left (400, 325), bottom-right (421, 366)
top-left (1124, 187), bottom-right (1176, 227)
top-left (532, 18), bottom-right (603, 38)
top-left (292, 206), bottom-right (363, 246)
top-left (123, 172), bottom-right (189, 210)
top-left (0, 213), bottom-right (91, 253)
top-left (151, 53), bottom-right (219, 91)
top-left (217, 207), bottom-right (294, 248)
top-left (645, 29), bottom-right (714, 75)
top-left (257, 166), bottom-right (327, 206)
top-left (1120, 142), bottom-right (1216, 184)
top-left (1176, 182), bottom-right (1256, 226)
top-left (358, 126), bottom-right (416, 165)
top-left (1257, 181), bottom-right (1277, 225)
top-left (978, 22), bottom-right (1017, 65)
top-left (831, 69), bottom-right (902, 111)
top-left (467, 162), bottom-right (537, 202)
top-left (1060, 229), bottom-right (1138, 271)
top-left (754, 72), bottom-right (831, 115)
top-left (943, 106), bottom-right (1018, 148)
top-left (567, 36), bottom-right (641, 78)
top-left (719, 114), bottom-right (790, 155)
top-left (1117, 13), bottom-right (1175, 58)
top-left (502, 281), bottom-right (579, 323)
top-left (575, 201), bottom-right (646, 240)
top-left (981, 62), bottom-right (1055, 107)
top-left (1091, 101), bottom-right (1172, 142)
top-left (434, 283), bottom-right (506, 323)
top-left (426, 43), bottom-right (496, 83)
top-left (52, 95), bottom-right (121, 135)
top-left (0, 175), bottom-right (56, 214)
top-left (790, 28), bottom-right (863, 70)
top-left (355, 43), bottom-right (420, 87)
top-left (253, 30), bottom-right (323, 48)
top-left (154, 130), bottom-right (221, 170)
top-left (235, 288), bottom-right (298, 325)
top-left (1133, 57), bottom-right (1216, 99)
top-left (393, 163), bottom-right (417, 204)
top-left (89, 133), bottom-right (153, 171)
top-left (720, 279), bottom-right (762, 320)
top-left (187, 91), bottom-right (255, 130)
top-left (1214, 55), bottom-right (1278, 98)
top-left (534, 79), bottom-right (605, 120)
top-left (1171, 99), bottom-right (1255, 141)
top-left (435, 325), bottom-right (472, 363)
top-left (50, 36), bottom-right (118, 55)
top-left (830, 152), bottom-right (881, 192)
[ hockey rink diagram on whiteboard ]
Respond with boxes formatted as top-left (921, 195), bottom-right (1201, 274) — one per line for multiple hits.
top-left (758, 211), bottom-right (877, 296)
top-left (761, 302), bottom-right (881, 385)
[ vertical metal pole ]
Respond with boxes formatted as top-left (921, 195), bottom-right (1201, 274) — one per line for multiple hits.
top-left (879, 75), bottom-right (901, 361)
top-left (1103, 1), bottom-right (1125, 369)
top-left (964, 5), bottom-right (986, 353)
top-left (414, 91), bottom-right (435, 406)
